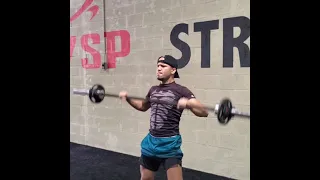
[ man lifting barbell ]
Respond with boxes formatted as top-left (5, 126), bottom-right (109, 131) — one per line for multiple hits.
top-left (119, 55), bottom-right (208, 180)
top-left (72, 55), bottom-right (250, 180)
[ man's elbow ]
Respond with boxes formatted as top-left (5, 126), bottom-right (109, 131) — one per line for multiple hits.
top-left (140, 108), bottom-right (149, 112)
top-left (204, 109), bottom-right (209, 117)
top-left (203, 112), bottom-right (209, 117)
top-left (193, 109), bottom-right (209, 117)
top-left (139, 102), bottom-right (150, 112)
top-left (140, 105), bottom-right (150, 112)
top-left (198, 111), bottom-right (209, 117)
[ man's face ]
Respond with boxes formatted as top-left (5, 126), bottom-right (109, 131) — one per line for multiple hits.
top-left (156, 61), bottom-right (175, 80)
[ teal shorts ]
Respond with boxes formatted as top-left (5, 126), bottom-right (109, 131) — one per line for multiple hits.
top-left (140, 133), bottom-right (183, 159)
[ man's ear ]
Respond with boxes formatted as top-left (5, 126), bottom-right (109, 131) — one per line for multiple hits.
top-left (171, 68), bottom-right (176, 75)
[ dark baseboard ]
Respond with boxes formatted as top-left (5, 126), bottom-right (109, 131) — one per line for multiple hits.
top-left (70, 142), bottom-right (236, 180)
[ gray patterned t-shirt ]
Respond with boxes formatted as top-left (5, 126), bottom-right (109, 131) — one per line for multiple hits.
top-left (146, 82), bottom-right (195, 137)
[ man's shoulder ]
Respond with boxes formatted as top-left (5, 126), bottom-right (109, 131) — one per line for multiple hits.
top-left (148, 85), bottom-right (160, 92)
top-left (173, 83), bottom-right (190, 91)
top-left (149, 84), bottom-right (159, 89)
top-left (173, 83), bottom-right (195, 98)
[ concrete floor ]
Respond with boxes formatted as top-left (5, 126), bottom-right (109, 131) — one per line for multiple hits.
top-left (70, 142), bottom-right (235, 180)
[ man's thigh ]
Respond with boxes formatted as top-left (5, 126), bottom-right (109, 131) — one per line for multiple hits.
top-left (164, 158), bottom-right (183, 180)
top-left (163, 157), bottom-right (182, 171)
top-left (140, 165), bottom-right (155, 180)
top-left (139, 154), bottom-right (162, 172)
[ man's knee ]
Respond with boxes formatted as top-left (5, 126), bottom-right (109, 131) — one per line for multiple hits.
top-left (166, 164), bottom-right (183, 180)
top-left (140, 165), bottom-right (154, 180)
top-left (140, 173), bottom-right (154, 180)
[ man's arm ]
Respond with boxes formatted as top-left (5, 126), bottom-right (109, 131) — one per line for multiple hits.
top-left (186, 98), bottom-right (208, 117)
top-left (120, 87), bottom-right (153, 112)
top-left (180, 86), bottom-right (208, 117)
top-left (126, 98), bottom-right (150, 112)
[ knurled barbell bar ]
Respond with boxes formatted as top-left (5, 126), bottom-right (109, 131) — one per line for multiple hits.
top-left (72, 84), bottom-right (250, 125)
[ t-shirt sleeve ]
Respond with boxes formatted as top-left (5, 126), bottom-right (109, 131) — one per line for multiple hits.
top-left (180, 86), bottom-right (196, 99)
top-left (145, 86), bottom-right (155, 99)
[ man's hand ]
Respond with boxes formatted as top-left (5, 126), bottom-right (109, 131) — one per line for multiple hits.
top-left (177, 97), bottom-right (189, 109)
top-left (119, 91), bottom-right (128, 101)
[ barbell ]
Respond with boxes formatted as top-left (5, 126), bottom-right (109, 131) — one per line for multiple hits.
top-left (72, 84), bottom-right (250, 125)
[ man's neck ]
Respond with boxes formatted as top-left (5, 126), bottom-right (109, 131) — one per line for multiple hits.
top-left (161, 78), bottom-right (175, 84)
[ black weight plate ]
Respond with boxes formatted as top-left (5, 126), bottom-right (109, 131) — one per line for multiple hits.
top-left (217, 98), bottom-right (233, 125)
top-left (89, 84), bottom-right (105, 103)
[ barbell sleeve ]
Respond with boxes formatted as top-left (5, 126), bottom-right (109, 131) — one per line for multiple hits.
top-left (73, 88), bottom-right (89, 95)
top-left (214, 104), bottom-right (250, 118)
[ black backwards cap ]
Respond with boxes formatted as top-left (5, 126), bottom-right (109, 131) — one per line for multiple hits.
top-left (157, 55), bottom-right (180, 78)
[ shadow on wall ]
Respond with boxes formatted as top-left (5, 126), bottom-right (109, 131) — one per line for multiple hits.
top-left (70, 142), bottom-right (236, 180)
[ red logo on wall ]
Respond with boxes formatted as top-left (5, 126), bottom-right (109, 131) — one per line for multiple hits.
top-left (70, 0), bottom-right (131, 69)
top-left (70, 0), bottom-right (99, 23)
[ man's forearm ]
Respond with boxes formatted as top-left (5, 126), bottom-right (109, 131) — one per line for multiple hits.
top-left (187, 99), bottom-right (209, 117)
top-left (126, 98), bottom-right (148, 111)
